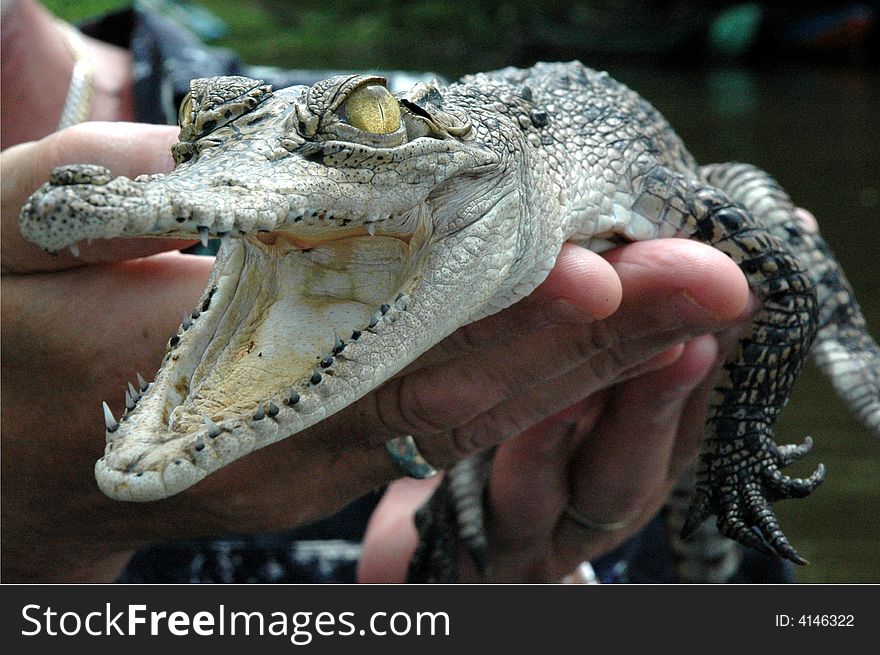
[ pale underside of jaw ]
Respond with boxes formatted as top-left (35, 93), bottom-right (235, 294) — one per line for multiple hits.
top-left (98, 210), bottom-right (432, 500)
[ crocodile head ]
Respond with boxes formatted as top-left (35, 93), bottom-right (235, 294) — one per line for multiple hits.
top-left (20, 74), bottom-right (560, 500)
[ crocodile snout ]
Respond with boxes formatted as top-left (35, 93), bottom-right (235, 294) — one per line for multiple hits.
top-left (48, 164), bottom-right (114, 187)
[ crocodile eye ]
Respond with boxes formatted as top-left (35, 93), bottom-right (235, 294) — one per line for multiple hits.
top-left (178, 93), bottom-right (193, 129)
top-left (342, 84), bottom-right (400, 134)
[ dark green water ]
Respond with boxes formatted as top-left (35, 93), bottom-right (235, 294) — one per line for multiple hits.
top-left (612, 64), bottom-right (879, 582)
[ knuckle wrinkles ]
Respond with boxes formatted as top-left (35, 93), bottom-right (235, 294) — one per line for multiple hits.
top-left (371, 378), bottom-right (414, 436)
top-left (447, 425), bottom-right (480, 461)
top-left (456, 405), bottom-right (532, 456)
top-left (581, 323), bottom-right (635, 383)
top-left (573, 321), bottom-right (618, 361)
top-left (423, 324), bottom-right (486, 364)
top-left (396, 375), bottom-right (450, 435)
top-left (586, 351), bottom-right (618, 383)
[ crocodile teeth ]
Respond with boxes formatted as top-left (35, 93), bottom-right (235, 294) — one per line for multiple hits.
top-left (69, 242), bottom-right (80, 257)
top-left (203, 415), bottom-right (221, 438)
top-left (102, 401), bottom-right (119, 433)
top-left (136, 372), bottom-right (149, 392)
top-left (127, 381), bottom-right (141, 402)
top-left (198, 226), bottom-right (210, 248)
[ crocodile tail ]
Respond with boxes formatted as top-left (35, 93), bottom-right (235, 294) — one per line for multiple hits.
top-left (701, 163), bottom-right (880, 438)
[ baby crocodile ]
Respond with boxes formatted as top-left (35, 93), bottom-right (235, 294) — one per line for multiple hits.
top-left (19, 62), bottom-right (879, 577)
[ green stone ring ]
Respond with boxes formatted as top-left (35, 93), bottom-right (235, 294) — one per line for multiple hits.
top-left (385, 435), bottom-right (438, 479)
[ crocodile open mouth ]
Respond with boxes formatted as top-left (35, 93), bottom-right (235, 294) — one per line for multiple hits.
top-left (160, 212), bottom-right (432, 434)
top-left (98, 210), bottom-right (435, 499)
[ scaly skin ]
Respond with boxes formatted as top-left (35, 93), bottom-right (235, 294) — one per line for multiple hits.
top-left (19, 63), bottom-right (880, 569)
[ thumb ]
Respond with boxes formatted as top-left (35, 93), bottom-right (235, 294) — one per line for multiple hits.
top-left (2, 122), bottom-right (195, 274)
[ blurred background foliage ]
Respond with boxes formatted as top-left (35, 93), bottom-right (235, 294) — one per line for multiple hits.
top-left (44, 0), bottom-right (877, 78)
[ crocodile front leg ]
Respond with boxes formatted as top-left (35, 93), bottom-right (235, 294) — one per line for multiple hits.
top-left (700, 163), bottom-right (880, 437)
top-left (625, 163), bottom-right (824, 565)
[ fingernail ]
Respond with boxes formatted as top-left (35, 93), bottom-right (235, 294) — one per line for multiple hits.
top-left (643, 343), bottom-right (686, 372)
top-left (679, 290), bottom-right (728, 324)
top-left (548, 299), bottom-right (592, 324)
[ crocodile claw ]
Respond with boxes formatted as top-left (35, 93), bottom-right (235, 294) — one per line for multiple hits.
top-left (682, 434), bottom-right (825, 566)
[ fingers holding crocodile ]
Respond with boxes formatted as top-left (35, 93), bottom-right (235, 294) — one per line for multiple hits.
top-left (358, 336), bottom-right (723, 582)
top-left (2, 123), bottom-right (194, 274)
top-left (366, 239), bottom-right (751, 467)
top-left (403, 243), bottom-right (623, 372)
top-left (554, 335), bottom-right (719, 541)
top-left (481, 336), bottom-right (719, 581)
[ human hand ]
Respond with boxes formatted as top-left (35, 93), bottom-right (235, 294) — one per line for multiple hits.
top-left (1, 123), bottom-right (192, 272)
top-left (358, 241), bottom-right (754, 583)
top-left (2, 123), bottom-right (209, 581)
top-left (0, 123), bottom-right (750, 582)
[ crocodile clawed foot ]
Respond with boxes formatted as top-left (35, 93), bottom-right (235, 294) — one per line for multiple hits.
top-left (682, 434), bottom-right (825, 566)
top-left (406, 456), bottom-right (492, 583)
top-left (407, 476), bottom-right (460, 583)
